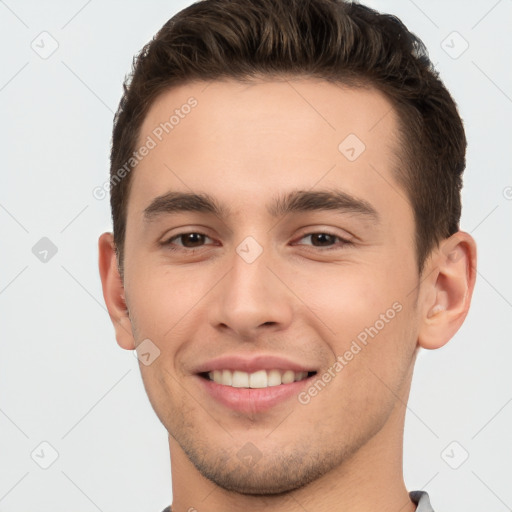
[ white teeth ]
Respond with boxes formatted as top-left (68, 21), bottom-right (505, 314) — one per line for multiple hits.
top-left (221, 369), bottom-right (232, 386)
top-left (281, 370), bottom-right (295, 384)
top-left (267, 369), bottom-right (282, 387)
top-left (206, 369), bottom-right (310, 388)
top-left (232, 370), bottom-right (249, 388)
top-left (249, 370), bottom-right (267, 388)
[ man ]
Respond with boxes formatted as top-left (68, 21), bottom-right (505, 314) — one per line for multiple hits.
top-left (98, 0), bottom-right (476, 510)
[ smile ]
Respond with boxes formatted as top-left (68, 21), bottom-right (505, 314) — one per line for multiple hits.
top-left (203, 369), bottom-right (314, 388)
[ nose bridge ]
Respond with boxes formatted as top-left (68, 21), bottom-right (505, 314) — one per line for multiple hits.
top-left (233, 237), bottom-right (270, 296)
top-left (229, 234), bottom-right (276, 307)
top-left (210, 233), bottom-right (294, 336)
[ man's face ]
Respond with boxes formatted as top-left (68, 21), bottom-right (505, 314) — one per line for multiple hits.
top-left (122, 79), bottom-right (421, 493)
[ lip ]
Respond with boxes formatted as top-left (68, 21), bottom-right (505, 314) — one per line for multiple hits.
top-left (193, 354), bottom-right (316, 374)
top-left (196, 373), bottom-right (315, 414)
top-left (193, 354), bottom-right (317, 414)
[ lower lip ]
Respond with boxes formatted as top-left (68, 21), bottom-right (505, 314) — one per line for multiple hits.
top-left (196, 375), bottom-right (314, 414)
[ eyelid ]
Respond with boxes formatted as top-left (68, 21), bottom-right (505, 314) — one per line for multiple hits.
top-left (293, 225), bottom-right (356, 243)
top-left (162, 228), bottom-right (355, 253)
top-left (162, 231), bottom-right (213, 248)
top-left (292, 231), bottom-right (354, 249)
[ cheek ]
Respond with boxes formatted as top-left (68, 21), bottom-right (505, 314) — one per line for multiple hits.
top-left (138, 360), bottom-right (196, 433)
top-left (293, 264), bottom-right (397, 336)
top-left (295, 266), bottom-right (417, 390)
top-left (127, 265), bottom-right (208, 341)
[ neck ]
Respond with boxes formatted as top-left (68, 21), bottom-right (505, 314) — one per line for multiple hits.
top-left (168, 387), bottom-right (417, 512)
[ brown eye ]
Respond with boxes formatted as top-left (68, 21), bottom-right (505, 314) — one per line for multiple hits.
top-left (308, 233), bottom-right (337, 247)
top-left (297, 232), bottom-right (352, 250)
top-left (163, 232), bottom-right (213, 251)
top-left (178, 233), bottom-right (207, 247)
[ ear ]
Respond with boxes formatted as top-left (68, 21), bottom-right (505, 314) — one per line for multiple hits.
top-left (98, 232), bottom-right (135, 350)
top-left (417, 231), bottom-right (477, 350)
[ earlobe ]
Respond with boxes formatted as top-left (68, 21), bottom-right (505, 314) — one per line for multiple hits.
top-left (418, 231), bottom-right (477, 350)
top-left (98, 232), bottom-right (136, 350)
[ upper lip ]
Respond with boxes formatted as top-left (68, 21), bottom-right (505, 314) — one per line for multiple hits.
top-left (193, 354), bottom-right (317, 374)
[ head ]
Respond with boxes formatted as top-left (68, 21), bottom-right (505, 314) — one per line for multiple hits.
top-left (99, 0), bottom-right (476, 496)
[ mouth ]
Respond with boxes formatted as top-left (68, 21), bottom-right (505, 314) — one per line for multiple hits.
top-left (199, 369), bottom-right (317, 388)
top-left (196, 368), bottom-right (318, 414)
top-left (193, 354), bottom-right (319, 413)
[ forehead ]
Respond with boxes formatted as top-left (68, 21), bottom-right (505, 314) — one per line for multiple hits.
top-left (129, 78), bottom-right (407, 224)
top-left (139, 78), bottom-right (399, 155)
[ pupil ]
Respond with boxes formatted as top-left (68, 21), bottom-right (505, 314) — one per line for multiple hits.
top-left (183, 233), bottom-right (204, 247)
top-left (313, 233), bottom-right (334, 246)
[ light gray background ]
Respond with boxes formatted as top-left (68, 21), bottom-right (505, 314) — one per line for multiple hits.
top-left (1, 1), bottom-right (511, 511)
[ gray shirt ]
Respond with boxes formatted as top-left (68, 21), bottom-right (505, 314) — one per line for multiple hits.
top-left (411, 490), bottom-right (435, 511)
top-left (160, 490), bottom-right (434, 511)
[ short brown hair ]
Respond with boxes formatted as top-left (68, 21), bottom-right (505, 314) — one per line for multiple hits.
top-left (109, 0), bottom-right (466, 276)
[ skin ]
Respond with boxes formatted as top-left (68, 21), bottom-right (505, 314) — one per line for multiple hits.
top-left (98, 78), bottom-right (477, 512)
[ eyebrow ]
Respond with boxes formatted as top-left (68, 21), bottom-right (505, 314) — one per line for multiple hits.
top-left (143, 189), bottom-right (379, 223)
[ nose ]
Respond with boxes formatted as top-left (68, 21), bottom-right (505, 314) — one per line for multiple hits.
top-left (207, 241), bottom-right (295, 340)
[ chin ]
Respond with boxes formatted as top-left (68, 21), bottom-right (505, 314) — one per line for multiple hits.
top-left (199, 464), bottom-right (323, 495)
top-left (181, 440), bottom-right (347, 496)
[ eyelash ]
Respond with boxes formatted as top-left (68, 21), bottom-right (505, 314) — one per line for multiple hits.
top-left (162, 231), bottom-right (353, 252)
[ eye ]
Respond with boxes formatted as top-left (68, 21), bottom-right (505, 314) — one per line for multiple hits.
top-left (163, 232), bottom-right (213, 251)
top-left (294, 231), bottom-right (353, 250)
top-left (161, 230), bottom-right (353, 253)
